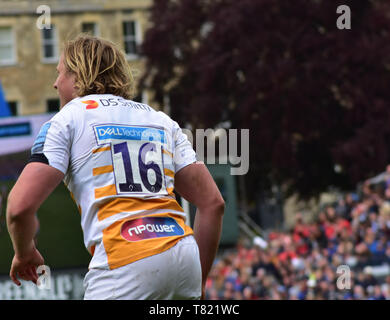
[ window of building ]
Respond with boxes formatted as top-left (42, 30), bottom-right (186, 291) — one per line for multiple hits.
top-left (122, 21), bottom-right (140, 58)
top-left (82, 22), bottom-right (99, 36)
top-left (7, 101), bottom-right (18, 116)
top-left (42, 26), bottom-right (58, 62)
top-left (46, 98), bottom-right (60, 113)
top-left (0, 26), bottom-right (15, 65)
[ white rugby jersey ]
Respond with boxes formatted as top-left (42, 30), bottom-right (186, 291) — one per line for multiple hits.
top-left (30, 94), bottom-right (196, 270)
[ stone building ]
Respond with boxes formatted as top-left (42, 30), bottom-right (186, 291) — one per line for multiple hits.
top-left (0, 0), bottom-right (152, 115)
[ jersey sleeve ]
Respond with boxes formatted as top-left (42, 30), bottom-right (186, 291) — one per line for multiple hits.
top-left (172, 120), bottom-right (197, 173)
top-left (28, 108), bottom-right (74, 175)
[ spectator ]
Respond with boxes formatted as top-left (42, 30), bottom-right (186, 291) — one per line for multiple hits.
top-left (368, 285), bottom-right (386, 300)
top-left (205, 166), bottom-right (390, 300)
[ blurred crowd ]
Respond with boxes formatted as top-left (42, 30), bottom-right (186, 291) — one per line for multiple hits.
top-left (205, 169), bottom-right (390, 300)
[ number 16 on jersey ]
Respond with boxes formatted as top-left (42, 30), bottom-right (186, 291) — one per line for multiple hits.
top-left (94, 124), bottom-right (168, 196)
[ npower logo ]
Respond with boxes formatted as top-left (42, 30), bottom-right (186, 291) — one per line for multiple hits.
top-left (121, 217), bottom-right (184, 242)
top-left (81, 100), bottom-right (99, 109)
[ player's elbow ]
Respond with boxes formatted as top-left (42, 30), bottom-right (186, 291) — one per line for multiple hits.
top-left (6, 192), bottom-right (35, 222)
top-left (7, 202), bottom-right (25, 223)
top-left (215, 196), bottom-right (225, 216)
top-left (216, 199), bottom-right (225, 217)
top-left (206, 194), bottom-right (225, 217)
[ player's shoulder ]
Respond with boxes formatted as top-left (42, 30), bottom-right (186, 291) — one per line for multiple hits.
top-left (50, 95), bottom-right (100, 122)
top-left (50, 94), bottom-right (179, 128)
top-left (68, 94), bottom-right (157, 113)
top-left (154, 109), bottom-right (182, 130)
top-left (52, 97), bottom-right (84, 117)
top-left (62, 95), bottom-right (96, 111)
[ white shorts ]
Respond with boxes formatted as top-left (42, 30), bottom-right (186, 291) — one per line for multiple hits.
top-left (83, 235), bottom-right (202, 300)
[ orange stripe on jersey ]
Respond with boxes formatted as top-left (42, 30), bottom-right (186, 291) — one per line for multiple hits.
top-left (89, 245), bottom-right (96, 256)
top-left (163, 149), bottom-right (173, 157)
top-left (93, 146), bottom-right (111, 153)
top-left (164, 168), bottom-right (175, 178)
top-left (97, 197), bottom-right (184, 221)
top-left (93, 165), bottom-right (114, 176)
top-left (94, 184), bottom-right (117, 199)
top-left (102, 213), bottom-right (194, 270)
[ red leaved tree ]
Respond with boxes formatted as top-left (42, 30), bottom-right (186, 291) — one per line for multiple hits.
top-left (140, 0), bottom-right (390, 200)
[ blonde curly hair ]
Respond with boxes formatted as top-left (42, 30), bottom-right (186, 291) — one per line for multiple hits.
top-left (62, 34), bottom-right (135, 99)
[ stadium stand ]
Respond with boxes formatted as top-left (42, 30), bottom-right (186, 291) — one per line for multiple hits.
top-left (205, 168), bottom-right (390, 300)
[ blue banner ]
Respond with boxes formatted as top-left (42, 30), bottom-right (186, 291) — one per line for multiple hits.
top-left (0, 82), bottom-right (11, 117)
top-left (0, 122), bottom-right (31, 138)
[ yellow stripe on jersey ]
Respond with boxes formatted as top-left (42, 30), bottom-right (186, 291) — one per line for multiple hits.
top-left (94, 184), bottom-right (117, 199)
top-left (164, 168), bottom-right (175, 178)
top-left (102, 213), bottom-right (194, 270)
top-left (93, 165), bottom-right (114, 176)
top-left (97, 197), bottom-right (184, 221)
top-left (162, 149), bottom-right (173, 158)
top-left (93, 146), bottom-right (111, 153)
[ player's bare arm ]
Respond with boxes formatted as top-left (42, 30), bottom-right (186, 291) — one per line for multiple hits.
top-left (6, 162), bottom-right (64, 286)
top-left (174, 161), bottom-right (225, 298)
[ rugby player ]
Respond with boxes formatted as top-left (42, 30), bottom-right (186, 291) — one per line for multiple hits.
top-left (6, 35), bottom-right (224, 299)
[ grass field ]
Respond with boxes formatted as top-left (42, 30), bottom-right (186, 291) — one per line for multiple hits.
top-left (0, 180), bottom-right (90, 274)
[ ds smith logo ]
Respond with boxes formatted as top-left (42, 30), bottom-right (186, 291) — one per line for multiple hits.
top-left (82, 100), bottom-right (99, 109)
